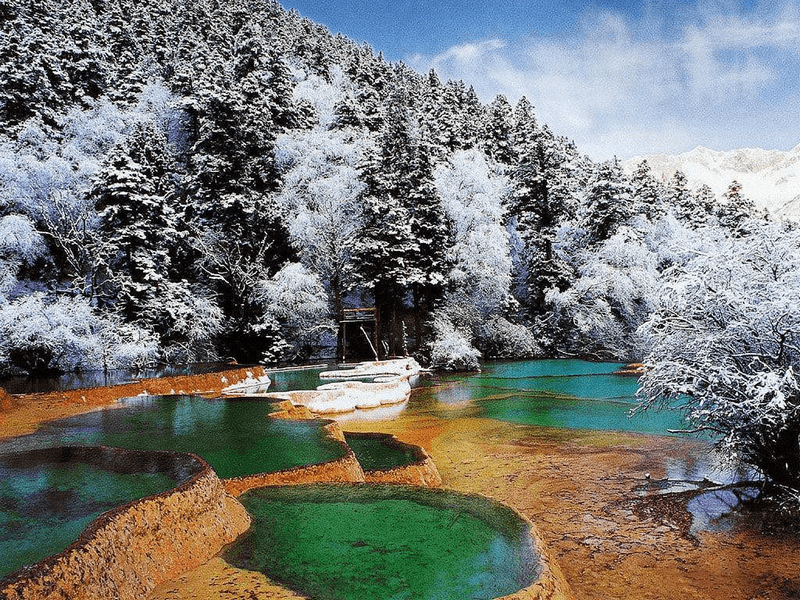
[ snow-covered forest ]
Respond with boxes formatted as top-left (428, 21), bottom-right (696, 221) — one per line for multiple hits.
top-left (0, 0), bottom-right (791, 377)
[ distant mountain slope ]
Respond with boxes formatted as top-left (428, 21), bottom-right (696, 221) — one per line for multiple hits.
top-left (624, 145), bottom-right (800, 219)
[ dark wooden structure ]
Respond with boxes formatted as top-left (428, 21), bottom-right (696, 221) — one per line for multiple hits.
top-left (339, 307), bottom-right (379, 362)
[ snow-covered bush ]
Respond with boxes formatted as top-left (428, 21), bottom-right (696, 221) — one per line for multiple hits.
top-left (151, 284), bottom-right (224, 364)
top-left (274, 128), bottom-right (367, 315)
top-left (0, 293), bottom-right (158, 375)
top-left (0, 214), bottom-right (47, 297)
top-left (256, 262), bottom-right (336, 363)
top-left (478, 315), bottom-right (541, 359)
top-left (638, 221), bottom-right (800, 492)
top-left (546, 217), bottom-right (706, 359)
top-left (435, 149), bottom-right (514, 316)
top-left (427, 313), bottom-right (481, 371)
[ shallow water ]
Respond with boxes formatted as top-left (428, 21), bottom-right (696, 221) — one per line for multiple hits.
top-left (0, 455), bottom-right (179, 578)
top-left (226, 485), bottom-right (537, 600)
top-left (687, 487), bottom-right (761, 533)
top-left (343, 434), bottom-right (419, 471)
top-left (0, 396), bottom-right (345, 479)
top-left (413, 359), bottom-right (688, 435)
top-left (266, 366), bottom-right (330, 392)
top-left (0, 362), bottom-right (245, 395)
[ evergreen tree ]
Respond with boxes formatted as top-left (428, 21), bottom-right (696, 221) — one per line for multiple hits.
top-left (668, 170), bottom-right (697, 224)
top-left (353, 92), bottom-right (451, 355)
top-left (181, 60), bottom-right (295, 361)
top-left (630, 160), bottom-right (665, 220)
top-left (456, 84), bottom-right (483, 150)
top-left (91, 122), bottom-right (178, 325)
top-left (509, 118), bottom-right (574, 318)
top-left (580, 161), bottom-right (633, 245)
top-left (481, 95), bottom-right (516, 165)
top-left (404, 134), bottom-right (452, 344)
top-left (330, 90), bottom-right (367, 131)
top-left (718, 180), bottom-right (758, 236)
top-left (693, 184), bottom-right (718, 224)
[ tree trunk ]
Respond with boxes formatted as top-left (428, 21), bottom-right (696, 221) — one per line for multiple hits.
top-left (760, 424), bottom-right (800, 491)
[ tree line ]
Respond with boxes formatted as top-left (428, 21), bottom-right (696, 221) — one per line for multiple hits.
top-left (2, 0), bottom-right (799, 496)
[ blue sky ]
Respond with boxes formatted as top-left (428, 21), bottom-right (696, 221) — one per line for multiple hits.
top-left (280, 0), bottom-right (800, 160)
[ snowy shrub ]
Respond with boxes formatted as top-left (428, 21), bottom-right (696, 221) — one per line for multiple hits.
top-left (428, 313), bottom-right (481, 371)
top-left (0, 293), bottom-right (158, 375)
top-left (151, 284), bottom-right (224, 364)
top-left (0, 214), bottom-right (47, 297)
top-left (477, 316), bottom-right (541, 359)
top-left (435, 149), bottom-right (514, 316)
top-left (274, 129), bottom-right (367, 313)
top-left (292, 67), bottom-right (349, 128)
top-left (0, 214), bottom-right (46, 262)
top-left (639, 221), bottom-right (800, 491)
top-left (547, 222), bottom-right (672, 359)
top-left (256, 263), bottom-right (336, 362)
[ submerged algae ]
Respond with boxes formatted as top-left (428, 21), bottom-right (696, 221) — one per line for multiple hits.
top-left (0, 395), bottom-right (346, 479)
top-left (226, 484), bottom-right (537, 600)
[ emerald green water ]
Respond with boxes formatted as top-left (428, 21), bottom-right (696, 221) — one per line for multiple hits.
top-left (344, 434), bottom-right (419, 471)
top-left (0, 456), bottom-right (178, 578)
top-left (0, 396), bottom-right (346, 479)
top-left (267, 367), bottom-right (329, 392)
top-left (414, 359), bottom-right (687, 435)
top-left (226, 485), bottom-right (537, 600)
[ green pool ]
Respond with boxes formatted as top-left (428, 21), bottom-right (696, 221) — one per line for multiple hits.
top-left (225, 484), bottom-right (538, 600)
top-left (266, 366), bottom-right (330, 392)
top-left (0, 396), bottom-right (346, 479)
top-left (416, 359), bottom-right (687, 434)
top-left (344, 433), bottom-right (420, 472)
top-left (0, 447), bottom-right (194, 579)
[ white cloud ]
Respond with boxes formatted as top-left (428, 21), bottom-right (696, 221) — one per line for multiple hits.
top-left (405, 2), bottom-right (800, 160)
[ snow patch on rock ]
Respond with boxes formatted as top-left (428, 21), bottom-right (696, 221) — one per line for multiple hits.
top-left (224, 358), bottom-right (421, 417)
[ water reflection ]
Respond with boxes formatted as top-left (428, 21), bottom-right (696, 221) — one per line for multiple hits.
top-left (0, 396), bottom-right (345, 479)
top-left (687, 487), bottom-right (760, 533)
top-left (0, 362), bottom-right (246, 395)
top-left (414, 360), bottom-right (687, 435)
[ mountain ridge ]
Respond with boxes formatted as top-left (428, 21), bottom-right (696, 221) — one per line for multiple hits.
top-left (624, 144), bottom-right (800, 219)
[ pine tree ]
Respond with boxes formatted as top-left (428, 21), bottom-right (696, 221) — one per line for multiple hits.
top-left (668, 170), bottom-right (698, 224)
top-left (330, 90), bottom-right (367, 130)
top-left (693, 184), bottom-right (718, 224)
top-left (508, 117), bottom-right (574, 318)
top-left (404, 134), bottom-right (452, 345)
top-left (629, 160), bottom-right (665, 220)
top-left (580, 161), bottom-right (633, 245)
top-left (353, 92), bottom-right (451, 355)
top-left (181, 60), bottom-right (295, 361)
top-left (718, 180), bottom-right (757, 236)
top-left (482, 95), bottom-right (516, 165)
top-left (91, 121), bottom-right (178, 325)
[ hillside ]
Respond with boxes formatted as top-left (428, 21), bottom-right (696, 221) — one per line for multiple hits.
top-left (624, 145), bottom-right (800, 219)
top-left (0, 0), bottom-right (790, 376)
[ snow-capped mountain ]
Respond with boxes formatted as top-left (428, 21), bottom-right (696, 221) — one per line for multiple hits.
top-left (624, 145), bottom-right (800, 219)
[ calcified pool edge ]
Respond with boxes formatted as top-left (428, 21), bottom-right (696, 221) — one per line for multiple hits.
top-left (0, 361), bottom-right (573, 600)
top-left (223, 357), bottom-right (421, 415)
top-left (0, 447), bottom-right (251, 600)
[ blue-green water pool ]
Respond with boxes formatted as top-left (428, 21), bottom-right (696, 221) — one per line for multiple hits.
top-left (0, 448), bottom-right (191, 578)
top-left (0, 396), bottom-right (346, 479)
top-left (414, 360), bottom-right (687, 435)
top-left (226, 484), bottom-right (537, 600)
